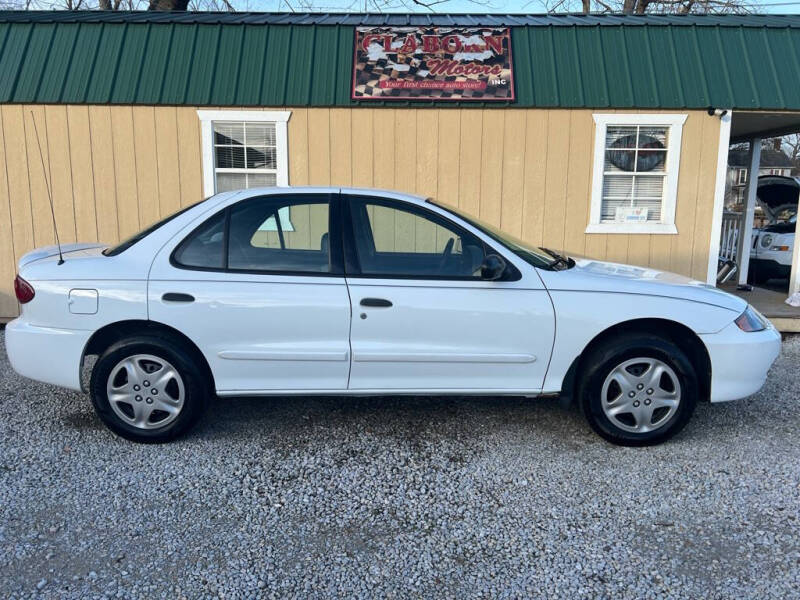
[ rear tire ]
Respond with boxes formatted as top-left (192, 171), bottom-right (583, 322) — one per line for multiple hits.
top-left (577, 333), bottom-right (698, 446)
top-left (89, 335), bottom-right (208, 443)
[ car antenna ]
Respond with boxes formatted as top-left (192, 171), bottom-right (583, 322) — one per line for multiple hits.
top-left (30, 111), bottom-right (64, 265)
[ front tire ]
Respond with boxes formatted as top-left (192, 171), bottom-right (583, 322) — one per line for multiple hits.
top-left (577, 333), bottom-right (698, 446)
top-left (90, 335), bottom-right (208, 443)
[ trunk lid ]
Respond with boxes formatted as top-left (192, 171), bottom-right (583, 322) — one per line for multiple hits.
top-left (17, 243), bottom-right (108, 269)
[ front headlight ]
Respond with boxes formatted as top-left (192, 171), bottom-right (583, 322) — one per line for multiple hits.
top-left (735, 305), bottom-right (769, 332)
top-left (760, 234), bottom-right (774, 248)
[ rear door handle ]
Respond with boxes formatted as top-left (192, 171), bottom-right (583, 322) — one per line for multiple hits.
top-left (162, 292), bottom-right (195, 303)
top-left (360, 297), bottom-right (392, 308)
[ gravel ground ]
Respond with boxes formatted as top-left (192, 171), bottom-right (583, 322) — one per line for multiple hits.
top-left (1, 328), bottom-right (799, 599)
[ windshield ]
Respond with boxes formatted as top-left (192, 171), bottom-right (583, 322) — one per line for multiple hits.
top-left (103, 200), bottom-right (204, 256)
top-left (431, 201), bottom-right (571, 270)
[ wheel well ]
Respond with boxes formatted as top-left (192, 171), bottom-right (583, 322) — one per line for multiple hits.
top-left (559, 318), bottom-right (712, 404)
top-left (81, 320), bottom-right (215, 393)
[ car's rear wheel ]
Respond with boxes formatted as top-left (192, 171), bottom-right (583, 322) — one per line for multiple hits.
top-left (577, 333), bottom-right (698, 446)
top-left (90, 335), bottom-right (208, 443)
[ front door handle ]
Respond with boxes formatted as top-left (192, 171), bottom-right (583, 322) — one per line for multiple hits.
top-left (162, 292), bottom-right (195, 303)
top-left (360, 298), bottom-right (392, 308)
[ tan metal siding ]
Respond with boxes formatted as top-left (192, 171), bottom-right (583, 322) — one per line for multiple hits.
top-left (0, 105), bottom-right (719, 319)
top-left (0, 108), bottom-right (16, 318)
top-left (110, 106), bottom-right (141, 241)
top-left (131, 107), bottom-right (160, 228)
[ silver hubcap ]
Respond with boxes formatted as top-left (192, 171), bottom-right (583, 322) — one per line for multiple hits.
top-left (601, 357), bottom-right (681, 434)
top-left (106, 354), bottom-right (185, 430)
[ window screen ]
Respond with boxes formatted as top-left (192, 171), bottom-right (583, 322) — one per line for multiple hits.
top-left (602, 126), bottom-right (668, 223)
top-left (213, 121), bottom-right (278, 192)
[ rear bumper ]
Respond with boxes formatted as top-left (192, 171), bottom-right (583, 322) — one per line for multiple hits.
top-left (701, 321), bottom-right (781, 403)
top-left (4, 319), bottom-right (91, 391)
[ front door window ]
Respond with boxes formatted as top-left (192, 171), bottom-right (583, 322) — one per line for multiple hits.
top-left (349, 198), bottom-right (486, 278)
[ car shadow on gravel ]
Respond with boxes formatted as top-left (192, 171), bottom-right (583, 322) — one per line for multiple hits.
top-left (37, 375), bottom-right (791, 455)
top-left (189, 393), bottom-right (588, 443)
top-left (178, 391), bottom-right (775, 450)
top-left (63, 410), bottom-right (105, 431)
top-left (48, 385), bottom-right (789, 450)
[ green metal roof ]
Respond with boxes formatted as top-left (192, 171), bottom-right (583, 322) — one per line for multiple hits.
top-left (1, 11), bottom-right (800, 109)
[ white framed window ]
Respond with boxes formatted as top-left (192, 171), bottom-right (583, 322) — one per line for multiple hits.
top-left (738, 168), bottom-right (748, 185)
top-left (587, 114), bottom-right (687, 234)
top-left (197, 110), bottom-right (291, 198)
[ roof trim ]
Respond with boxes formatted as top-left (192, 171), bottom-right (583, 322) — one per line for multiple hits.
top-left (1, 10), bottom-right (799, 28)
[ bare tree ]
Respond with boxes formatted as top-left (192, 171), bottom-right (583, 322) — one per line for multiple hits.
top-left (8, 0), bottom-right (756, 17)
top-left (769, 134), bottom-right (800, 176)
top-left (535, 0), bottom-right (754, 14)
top-left (148, 0), bottom-right (188, 8)
top-left (779, 134), bottom-right (800, 164)
top-left (11, 0), bottom-right (227, 10)
top-left (622, 0), bottom-right (752, 13)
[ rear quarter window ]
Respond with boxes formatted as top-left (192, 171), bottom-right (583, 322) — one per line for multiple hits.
top-left (172, 211), bottom-right (226, 269)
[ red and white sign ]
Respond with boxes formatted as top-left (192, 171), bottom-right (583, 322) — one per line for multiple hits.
top-left (352, 27), bottom-right (514, 102)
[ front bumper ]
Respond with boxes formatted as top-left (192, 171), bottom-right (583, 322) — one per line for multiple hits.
top-left (700, 321), bottom-right (781, 403)
top-left (749, 257), bottom-right (791, 279)
top-left (4, 319), bottom-right (92, 391)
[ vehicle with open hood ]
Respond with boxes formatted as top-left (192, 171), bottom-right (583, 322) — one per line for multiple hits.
top-left (749, 175), bottom-right (799, 284)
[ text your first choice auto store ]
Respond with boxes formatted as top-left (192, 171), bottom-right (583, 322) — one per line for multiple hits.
top-left (0, 11), bottom-right (800, 325)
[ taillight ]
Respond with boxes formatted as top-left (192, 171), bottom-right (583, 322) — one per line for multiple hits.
top-left (734, 305), bottom-right (767, 332)
top-left (13, 274), bottom-right (35, 304)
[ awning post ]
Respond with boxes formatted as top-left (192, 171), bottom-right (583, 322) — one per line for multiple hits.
top-left (707, 110), bottom-right (733, 285)
top-left (790, 207), bottom-right (800, 296)
top-left (737, 138), bottom-right (761, 285)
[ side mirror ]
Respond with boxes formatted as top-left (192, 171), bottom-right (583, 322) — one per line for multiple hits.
top-left (480, 254), bottom-right (507, 281)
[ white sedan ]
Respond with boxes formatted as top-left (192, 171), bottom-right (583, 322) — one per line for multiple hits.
top-left (5, 187), bottom-right (781, 446)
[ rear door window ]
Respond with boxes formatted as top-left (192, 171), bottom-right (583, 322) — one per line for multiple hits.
top-left (172, 195), bottom-right (336, 275)
top-left (227, 196), bottom-right (331, 274)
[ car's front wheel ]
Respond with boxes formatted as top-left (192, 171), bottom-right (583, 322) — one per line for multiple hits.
top-left (577, 333), bottom-right (698, 446)
top-left (90, 335), bottom-right (208, 443)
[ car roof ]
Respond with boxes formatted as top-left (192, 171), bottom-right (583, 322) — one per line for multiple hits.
top-left (231, 186), bottom-right (429, 206)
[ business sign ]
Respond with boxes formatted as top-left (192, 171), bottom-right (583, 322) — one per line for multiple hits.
top-left (352, 27), bottom-right (514, 102)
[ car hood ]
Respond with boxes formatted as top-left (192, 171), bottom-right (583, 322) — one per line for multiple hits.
top-left (757, 175), bottom-right (799, 226)
top-left (18, 242), bottom-right (107, 269)
top-left (548, 258), bottom-right (746, 313)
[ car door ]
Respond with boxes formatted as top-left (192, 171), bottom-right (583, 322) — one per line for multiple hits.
top-left (148, 192), bottom-right (352, 393)
top-left (343, 193), bottom-right (555, 393)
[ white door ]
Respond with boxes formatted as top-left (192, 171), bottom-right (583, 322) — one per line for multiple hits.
top-left (344, 196), bottom-right (555, 393)
top-left (149, 193), bottom-right (351, 393)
